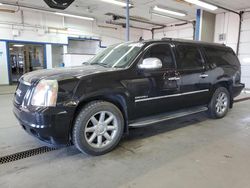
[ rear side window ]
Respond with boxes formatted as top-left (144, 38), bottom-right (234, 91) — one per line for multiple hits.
top-left (143, 44), bottom-right (175, 69)
top-left (176, 45), bottom-right (204, 70)
top-left (204, 47), bottom-right (240, 68)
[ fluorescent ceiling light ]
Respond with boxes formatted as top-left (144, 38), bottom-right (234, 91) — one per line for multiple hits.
top-left (55, 12), bottom-right (94, 21)
top-left (152, 12), bottom-right (173, 19)
top-left (153, 6), bottom-right (186, 17)
top-left (13, 44), bottom-right (24, 47)
top-left (100, 0), bottom-right (132, 7)
top-left (184, 0), bottom-right (218, 11)
top-left (243, 58), bottom-right (250, 63)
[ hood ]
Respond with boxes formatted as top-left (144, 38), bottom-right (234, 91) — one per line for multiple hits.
top-left (22, 65), bottom-right (114, 84)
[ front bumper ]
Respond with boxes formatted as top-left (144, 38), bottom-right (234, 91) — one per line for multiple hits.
top-left (232, 83), bottom-right (245, 98)
top-left (13, 103), bottom-right (75, 146)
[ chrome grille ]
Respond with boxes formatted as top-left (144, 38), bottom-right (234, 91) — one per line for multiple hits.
top-left (14, 81), bottom-right (30, 105)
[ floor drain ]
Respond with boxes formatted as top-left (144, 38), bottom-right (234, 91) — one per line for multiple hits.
top-left (0, 146), bottom-right (57, 164)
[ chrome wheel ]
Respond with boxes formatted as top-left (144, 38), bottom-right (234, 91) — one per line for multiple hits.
top-left (215, 92), bottom-right (228, 115)
top-left (84, 111), bottom-right (118, 149)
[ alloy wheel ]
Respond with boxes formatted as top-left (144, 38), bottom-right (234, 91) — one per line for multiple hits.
top-left (215, 92), bottom-right (228, 115)
top-left (84, 111), bottom-right (118, 149)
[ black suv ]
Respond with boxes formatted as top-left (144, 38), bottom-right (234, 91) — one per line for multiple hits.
top-left (13, 39), bottom-right (244, 155)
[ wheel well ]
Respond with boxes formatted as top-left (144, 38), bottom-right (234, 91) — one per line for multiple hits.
top-left (214, 81), bottom-right (231, 90)
top-left (69, 95), bottom-right (129, 141)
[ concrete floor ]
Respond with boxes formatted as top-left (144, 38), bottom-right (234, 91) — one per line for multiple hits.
top-left (0, 88), bottom-right (250, 188)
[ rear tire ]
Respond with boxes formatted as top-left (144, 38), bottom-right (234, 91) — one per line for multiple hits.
top-left (208, 87), bottom-right (230, 119)
top-left (73, 101), bottom-right (124, 156)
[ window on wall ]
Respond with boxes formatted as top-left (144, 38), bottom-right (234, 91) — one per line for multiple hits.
top-left (68, 40), bottom-right (99, 55)
top-left (142, 44), bottom-right (175, 69)
top-left (66, 40), bottom-right (100, 67)
top-left (176, 45), bottom-right (204, 70)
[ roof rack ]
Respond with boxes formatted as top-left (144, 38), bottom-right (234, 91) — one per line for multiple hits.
top-left (161, 37), bottom-right (173, 41)
top-left (161, 37), bottom-right (226, 47)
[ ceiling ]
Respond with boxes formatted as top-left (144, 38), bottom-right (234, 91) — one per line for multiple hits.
top-left (1, 0), bottom-right (250, 28)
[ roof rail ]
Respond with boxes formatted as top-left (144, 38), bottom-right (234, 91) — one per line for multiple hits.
top-left (160, 38), bottom-right (226, 47)
top-left (161, 37), bottom-right (173, 41)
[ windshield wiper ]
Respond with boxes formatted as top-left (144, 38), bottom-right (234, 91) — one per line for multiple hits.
top-left (82, 62), bottom-right (89, 65)
top-left (90, 62), bottom-right (110, 68)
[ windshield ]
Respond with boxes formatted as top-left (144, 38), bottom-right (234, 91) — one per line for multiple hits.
top-left (88, 42), bottom-right (144, 68)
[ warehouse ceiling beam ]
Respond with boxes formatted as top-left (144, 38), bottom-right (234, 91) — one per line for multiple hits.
top-left (105, 13), bottom-right (166, 27)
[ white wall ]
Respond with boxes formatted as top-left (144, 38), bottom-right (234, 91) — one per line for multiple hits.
top-left (46, 44), bottom-right (53, 69)
top-left (214, 12), bottom-right (250, 89)
top-left (143, 23), bottom-right (194, 40)
top-left (214, 12), bottom-right (240, 52)
top-left (64, 54), bottom-right (94, 67)
top-left (0, 9), bottom-right (143, 47)
top-left (0, 42), bottom-right (9, 85)
top-left (0, 8), bottom-right (143, 84)
top-left (239, 12), bottom-right (250, 89)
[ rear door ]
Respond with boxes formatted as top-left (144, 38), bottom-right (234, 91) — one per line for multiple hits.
top-left (175, 43), bottom-right (210, 107)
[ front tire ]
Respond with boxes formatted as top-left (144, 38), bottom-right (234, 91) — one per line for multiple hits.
top-left (73, 101), bottom-right (124, 156)
top-left (208, 87), bottom-right (230, 119)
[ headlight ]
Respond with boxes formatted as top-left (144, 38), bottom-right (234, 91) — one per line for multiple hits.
top-left (31, 80), bottom-right (58, 107)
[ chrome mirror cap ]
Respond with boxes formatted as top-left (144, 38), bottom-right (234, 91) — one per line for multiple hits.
top-left (138, 58), bottom-right (162, 70)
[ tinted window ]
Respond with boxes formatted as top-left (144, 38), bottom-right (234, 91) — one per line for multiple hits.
top-left (143, 44), bottom-right (175, 69)
top-left (89, 42), bottom-right (143, 68)
top-left (204, 47), bottom-right (240, 68)
top-left (176, 45), bottom-right (204, 70)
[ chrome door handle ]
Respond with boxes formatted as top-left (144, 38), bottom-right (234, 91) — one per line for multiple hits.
top-left (168, 77), bottom-right (180, 81)
top-left (200, 74), bottom-right (208, 78)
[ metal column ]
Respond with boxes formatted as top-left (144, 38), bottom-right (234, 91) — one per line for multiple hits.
top-left (126, 0), bottom-right (130, 41)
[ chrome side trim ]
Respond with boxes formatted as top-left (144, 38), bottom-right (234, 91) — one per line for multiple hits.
top-left (135, 89), bottom-right (209, 103)
top-left (20, 80), bottom-right (32, 86)
top-left (180, 89), bottom-right (209, 96)
top-left (168, 77), bottom-right (180, 81)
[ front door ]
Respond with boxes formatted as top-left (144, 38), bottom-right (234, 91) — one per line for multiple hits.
top-left (128, 43), bottom-right (182, 119)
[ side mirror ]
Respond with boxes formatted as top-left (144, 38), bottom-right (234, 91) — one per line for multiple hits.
top-left (138, 58), bottom-right (162, 70)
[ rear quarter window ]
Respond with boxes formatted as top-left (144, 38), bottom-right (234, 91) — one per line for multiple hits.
top-left (204, 46), bottom-right (240, 68)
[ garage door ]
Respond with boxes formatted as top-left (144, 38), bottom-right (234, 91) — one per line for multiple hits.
top-left (239, 12), bottom-right (250, 89)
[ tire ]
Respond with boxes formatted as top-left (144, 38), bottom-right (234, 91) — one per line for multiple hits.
top-left (208, 87), bottom-right (230, 119)
top-left (73, 101), bottom-right (124, 156)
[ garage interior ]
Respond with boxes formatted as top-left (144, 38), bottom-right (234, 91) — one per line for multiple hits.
top-left (0, 0), bottom-right (250, 187)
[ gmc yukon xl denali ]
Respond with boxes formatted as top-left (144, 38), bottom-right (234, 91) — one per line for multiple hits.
top-left (13, 39), bottom-right (244, 155)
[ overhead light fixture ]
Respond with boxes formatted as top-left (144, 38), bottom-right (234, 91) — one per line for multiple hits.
top-left (243, 58), bottom-right (250, 64)
top-left (152, 12), bottom-right (173, 19)
top-left (153, 5), bottom-right (186, 17)
top-left (13, 44), bottom-right (24, 47)
top-left (55, 12), bottom-right (95, 21)
top-left (184, 0), bottom-right (218, 11)
top-left (100, 0), bottom-right (132, 7)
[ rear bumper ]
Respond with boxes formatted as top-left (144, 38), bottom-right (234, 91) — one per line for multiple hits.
top-left (13, 103), bottom-right (75, 146)
top-left (232, 83), bottom-right (245, 98)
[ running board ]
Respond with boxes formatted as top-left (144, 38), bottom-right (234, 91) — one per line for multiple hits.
top-left (129, 106), bottom-right (208, 127)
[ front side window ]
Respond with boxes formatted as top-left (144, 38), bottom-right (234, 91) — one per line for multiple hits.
top-left (142, 44), bottom-right (175, 69)
top-left (89, 42), bottom-right (144, 68)
top-left (176, 45), bottom-right (204, 70)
